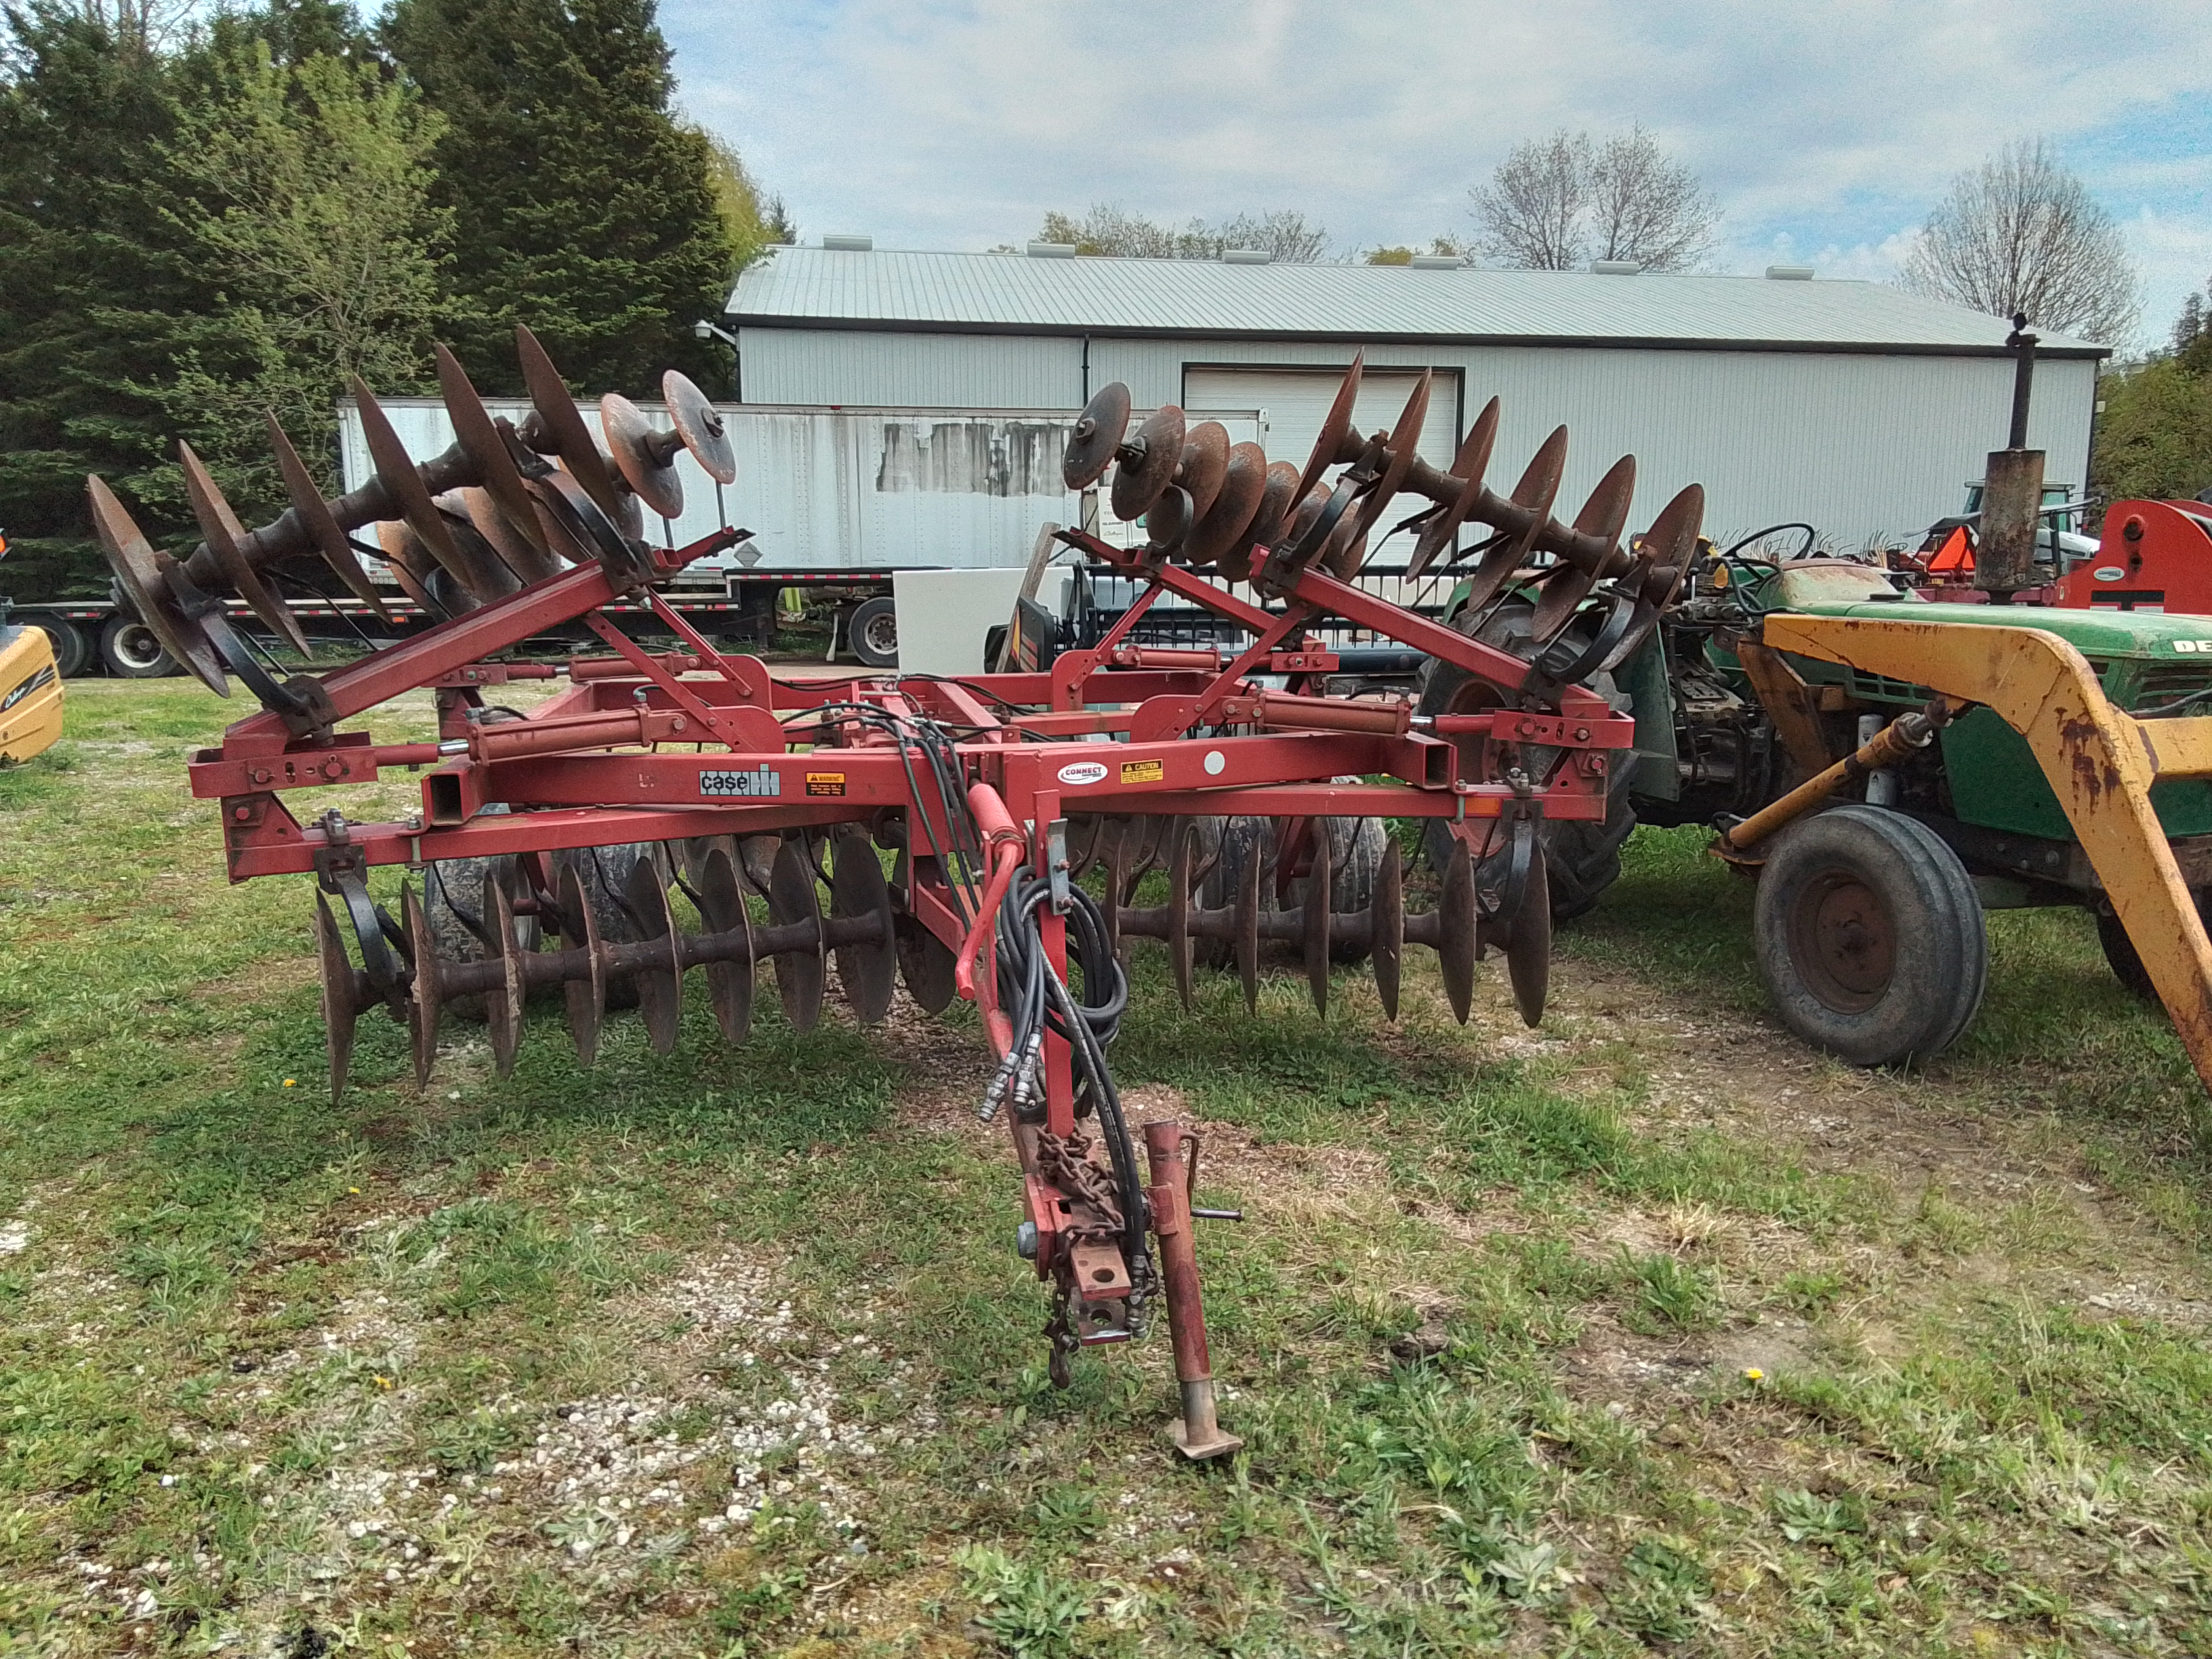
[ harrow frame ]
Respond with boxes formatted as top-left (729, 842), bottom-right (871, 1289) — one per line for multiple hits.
top-left (95, 338), bottom-right (1701, 1456)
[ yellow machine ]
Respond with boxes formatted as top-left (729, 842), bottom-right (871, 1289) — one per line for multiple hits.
top-left (0, 612), bottom-right (64, 764)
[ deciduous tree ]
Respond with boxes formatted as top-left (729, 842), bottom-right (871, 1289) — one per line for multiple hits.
top-left (1900, 140), bottom-right (2139, 346)
top-left (1033, 205), bottom-right (1330, 262)
top-left (1471, 128), bottom-right (1713, 272)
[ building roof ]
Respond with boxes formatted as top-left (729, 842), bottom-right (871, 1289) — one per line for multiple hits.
top-left (726, 247), bottom-right (2106, 357)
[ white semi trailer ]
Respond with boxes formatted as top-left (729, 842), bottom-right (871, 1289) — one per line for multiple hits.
top-left (335, 398), bottom-right (1261, 667)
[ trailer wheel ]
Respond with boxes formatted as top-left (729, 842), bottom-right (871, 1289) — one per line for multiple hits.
top-left (1753, 804), bottom-right (1986, 1067)
top-left (2095, 893), bottom-right (2212, 1000)
top-left (100, 615), bottom-right (178, 678)
top-left (31, 619), bottom-right (90, 678)
top-left (849, 596), bottom-right (899, 668)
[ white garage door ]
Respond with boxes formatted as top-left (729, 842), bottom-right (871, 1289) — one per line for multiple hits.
top-left (1183, 366), bottom-right (1462, 482)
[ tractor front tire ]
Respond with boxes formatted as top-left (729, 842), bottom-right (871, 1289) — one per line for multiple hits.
top-left (1753, 804), bottom-right (1986, 1067)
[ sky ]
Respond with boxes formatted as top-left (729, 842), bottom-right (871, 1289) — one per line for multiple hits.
top-left (660, 0), bottom-right (2212, 354)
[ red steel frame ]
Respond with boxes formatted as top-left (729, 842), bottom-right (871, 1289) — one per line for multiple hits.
top-left (192, 526), bottom-right (1635, 1449)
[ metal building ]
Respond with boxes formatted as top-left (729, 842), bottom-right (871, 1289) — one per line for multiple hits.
top-left (724, 246), bottom-right (2107, 548)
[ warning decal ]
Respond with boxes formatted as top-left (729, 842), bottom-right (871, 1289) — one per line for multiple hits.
top-left (805, 772), bottom-right (847, 797)
top-left (1120, 758), bottom-right (1165, 785)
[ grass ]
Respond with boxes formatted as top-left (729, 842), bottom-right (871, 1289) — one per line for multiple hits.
top-left (4, 680), bottom-right (2212, 1654)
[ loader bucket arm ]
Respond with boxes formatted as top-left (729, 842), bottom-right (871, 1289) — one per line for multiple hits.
top-left (1763, 613), bottom-right (2212, 1092)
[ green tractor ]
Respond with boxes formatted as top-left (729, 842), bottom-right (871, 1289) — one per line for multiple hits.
top-left (1421, 524), bottom-right (2212, 1081)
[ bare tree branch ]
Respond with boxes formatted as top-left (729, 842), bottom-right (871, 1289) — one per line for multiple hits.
top-left (1899, 139), bottom-right (2139, 345)
top-left (1471, 128), bottom-right (1715, 272)
top-left (1035, 204), bottom-right (1330, 262)
top-left (1471, 130), bottom-right (1589, 270)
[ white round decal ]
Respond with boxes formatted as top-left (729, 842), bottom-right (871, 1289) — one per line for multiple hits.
top-left (1057, 760), bottom-right (1110, 787)
top-left (1204, 750), bottom-right (1227, 775)
top-left (2092, 566), bottom-right (2127, 583)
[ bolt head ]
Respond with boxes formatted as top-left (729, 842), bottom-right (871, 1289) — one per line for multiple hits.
top-left (1015, 1221), bottom-right (1039, 1260)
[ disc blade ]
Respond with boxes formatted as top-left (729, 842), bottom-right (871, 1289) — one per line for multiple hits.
top-left (1408, 396), bottom-right (1499, 582)
top-left (1294, 352), bottom-right (1364, 505)
top-left (601, 391), bottom-right (684, 519)
top-left (516, 325), bottom-right (625, 521)
top-left (1506, 842), bottom-right (1552, 1027)
top-left (1437, 841), bottom-right (1477, 1025)
top-left (1167, 819), bottom-right (1197, 1010)
top-left (1347, 369), bottom-right (1431, 547)
top-left (697, 843), bottom-right (756, 1042)
top-left (268, 416), bottom-right (394, 624)
top-left (623, 855), bottom-right (684, 1054)
top-left (403, 882), bottom-right (443, 1085)
top-left (178, 442), bottom-right (310, 655)
top-left (1372, 842), bottom-right (1404, 1022)
top-left (1143, 485), bottom-right (1191, 554)
top-left (895, 914), bottom-right (958, 1014)
top-left (1109, 405), bottom-right (1186, 521)
top-left (1221, 461), bottom-right (1300, 586)
top-left (436, 342), bottom-right (553, 567)
top-left (352, 377), bottom-right (495, 602)
top-left (485, 876), bottom-right (527, 1077)
top-left (665, 371), bottom-right (737, 485)
top-left (315, 893), bottom-right (361, 1106)
top-left (1174, 422), bottom-right (1231, 524)
top-left (1064, 382), bottom-right (1132, 490)
top-left (85, 476), bottom-right (228, 695)
top-left (457, 487), bottom-right (552, 586)
top-left (556, 861), bottom-right (607, 1065)
top-left (1235, 843), bottom-right (1263, 1014)
top-left (829, 831), bottom-right (897, 1024)
top-left (766, 837), bottom-right (825, 1032)
top-left (1184, 441), bottom-right (1268, 568)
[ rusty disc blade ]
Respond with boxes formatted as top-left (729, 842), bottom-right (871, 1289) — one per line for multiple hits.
top-left (622, 855), bottom-right (684, 1054)
top-left (1371, 842), bottom-right (1404, 1021)
top-left (768, 838), bottom-right (825, 1033)
top-left (1301, 830), bottom-right (1332, 1017)
top-left (1531, 453), bottom-right (1637, 641)
top-left (1143, 485), bottom-right (1191, 555)
top-left (696, 844), bottom-right (756, 1043)
top-left (432, 493), bottom-right (522, 602)
top-left (352, 378), bottom-right (486, 598)
top-left (485, 877), bottom-right (528, 1076)
top-left (516, 325), bottom-right (624, 520)
top-left (1184, 441), bottom-right (1267, 568)
top-left (1235, 845), bottom-right (1263, 1013)
top-left (1641, 483), bottom-right (1706, 575)
top-left (1064, 382), bottom-right (1132, 490)
top-left (403, 883), bottom-right (443, 1085)
top-left (437, 343), bottom-right (551, 567)
top-left (86, 477), bottom-right (228, 695)
top-left (1174, 422), bottom-right (1231, 525)
top-left (1502, 425), bottom-right (1568, 566)
top-left (178, 442), bottom-right (310, 655)
top-left (1437, 841), bottom-right (1477, 1025)
top-left (1294, 352), bottom-right (1365, 505)
top-left (1221, 461), bottom-right (1300, 585)
top-left (556, 861), bottom-right (607, 1065)
top-left (1166, 821), bottom-right (1197, 1009)
top-left (457, 487), bottom-right (551, 586)
top-left (1506, 842), bottom-right (1551, 1027)
top-left (1109, 405), bottom-right (1186, 521)
top-left (830, 830), bottom-right (897, 1025)
top-left (268, 416), bottom-right (394, 625)
top-left (535, 469), bottom-right (648, 585)
top-left (315, 893), bottom-right (361, 1106)
top-left (1408, 397), bottom-right (1500, 581)
top-left (373, 522), bottom-right (441, 613)
top-left (665, 370), bottom-right (736, 485)
top-left (601, 392), bottom-right (684, 519)
top-left (1321, 513), bottom-right (1366, 580)
top-left (1349, 369), bottom-right (1432, 546)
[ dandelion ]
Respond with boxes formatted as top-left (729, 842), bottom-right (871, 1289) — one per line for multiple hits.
top-left (283, 1078), bottom-right (296, 1088)
top-left (375, 1376), bottom-right (394, 1390)
top-left (1742, 1367), bottom-right (1765, 1382)
top-left (348, 1187), bottom-right (361, 1195)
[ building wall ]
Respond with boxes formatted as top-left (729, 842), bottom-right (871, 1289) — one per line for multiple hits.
top-left (737, 326), bottom-right (2098, 546)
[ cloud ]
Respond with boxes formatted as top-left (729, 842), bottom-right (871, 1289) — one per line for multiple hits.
top-left (665, 0), bottom-right (2212, 341)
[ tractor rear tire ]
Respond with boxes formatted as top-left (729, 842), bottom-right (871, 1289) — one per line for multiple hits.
top-left (1753, 804), bottom-right (1986, 1067)
top-left (1417, 601), bottom-right (1635, 922)
top-left (552, 842), bottom-right (672, 1012)
top-left (422, 842), bottom-right (544, 1023)
top-left (1195, 807), bottom-right (1385, 966)
top-left (2095, 893), bottom-right (2212, 1000)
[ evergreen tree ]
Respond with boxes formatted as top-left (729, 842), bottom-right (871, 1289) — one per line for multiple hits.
top-left (0, 3), bottom-right (206, 598)
top-left (384, 0), bottom-right (733, 395)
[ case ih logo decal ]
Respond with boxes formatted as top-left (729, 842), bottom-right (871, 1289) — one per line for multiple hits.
top-left (701, 765), bottom-right (783, 798)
